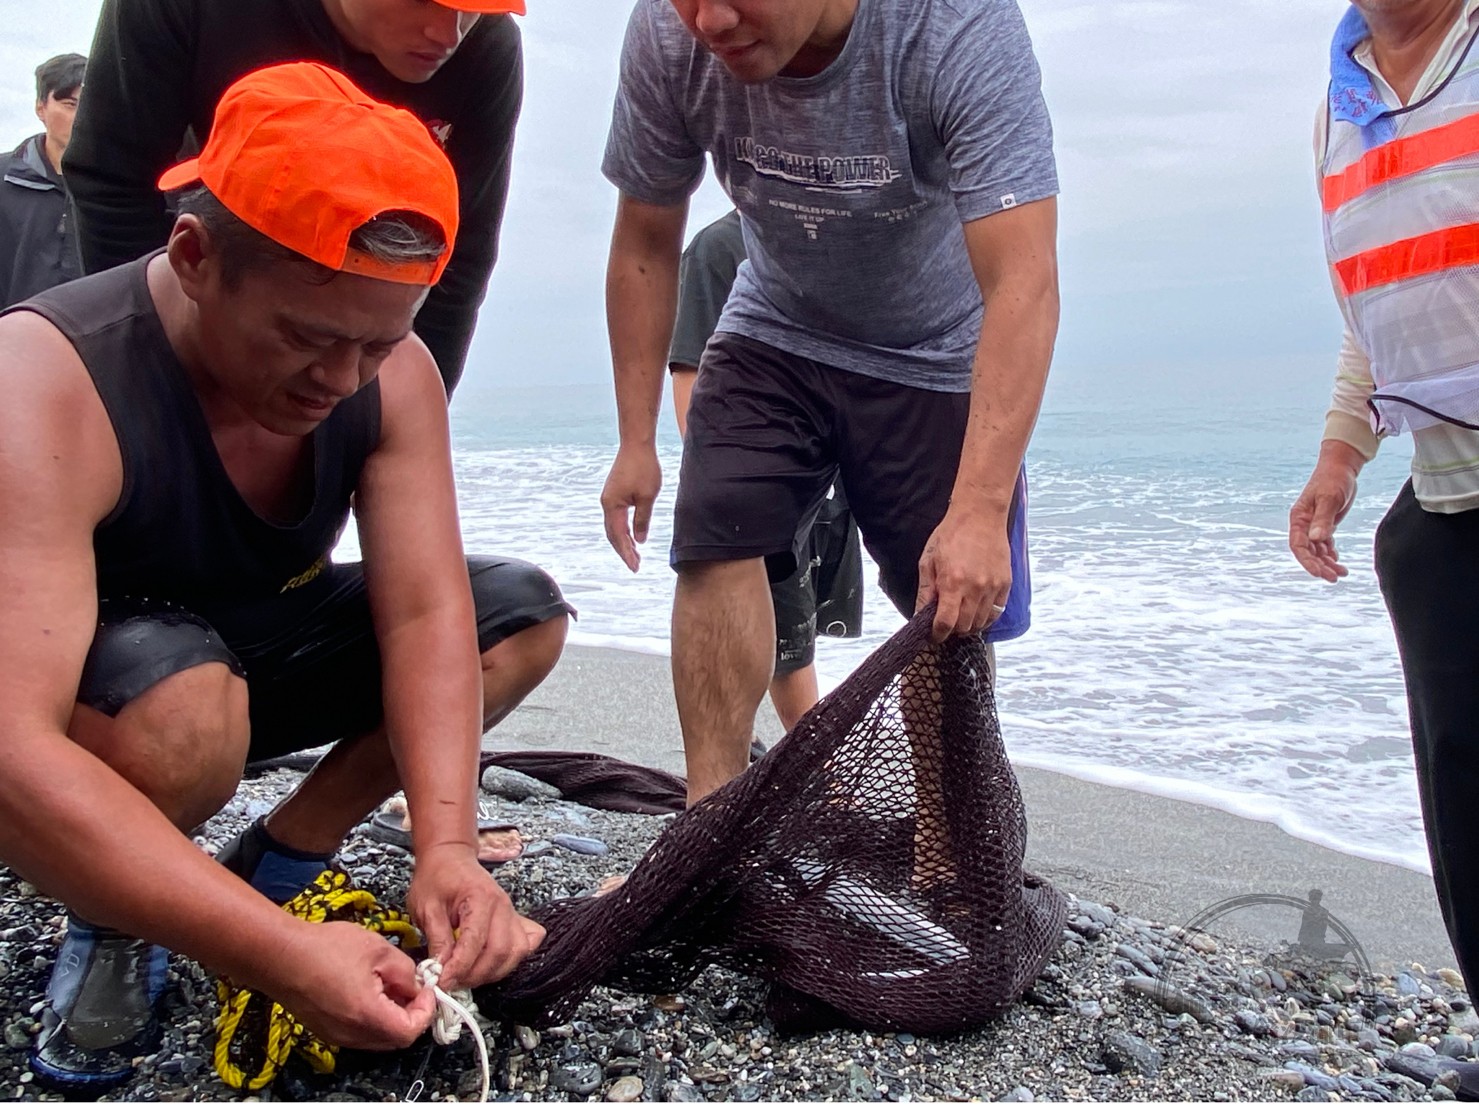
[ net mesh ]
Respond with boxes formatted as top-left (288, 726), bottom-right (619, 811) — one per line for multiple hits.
top-left (474, 607), bottom-right (1067, 1036)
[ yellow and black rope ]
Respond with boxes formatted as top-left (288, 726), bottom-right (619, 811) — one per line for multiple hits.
top-left (213, 869), bottom-right (420, 1091)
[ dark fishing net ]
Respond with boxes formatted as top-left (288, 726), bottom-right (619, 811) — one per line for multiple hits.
top-left (474, 608), bottom-right (1068, 1036)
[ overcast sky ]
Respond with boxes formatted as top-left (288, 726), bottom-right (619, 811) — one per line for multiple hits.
top-left (1, 0), bottom-right (1348, 400)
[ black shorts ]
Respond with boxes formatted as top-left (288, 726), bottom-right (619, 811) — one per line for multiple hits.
top-left (76, 557), bottom-right (573, 760)
top-left (771, 489), bottom-right (864, 676)
top-left (673, 332), bottom-right (970, 618)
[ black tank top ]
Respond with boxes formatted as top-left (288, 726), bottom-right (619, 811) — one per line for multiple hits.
top-left (5, 255), bottom-right (381, 645)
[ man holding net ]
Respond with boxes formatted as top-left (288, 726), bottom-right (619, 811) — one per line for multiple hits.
top-left (598, 0), bottom-right (1057, 804)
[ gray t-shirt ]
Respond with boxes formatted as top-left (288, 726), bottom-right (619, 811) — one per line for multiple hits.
top-left (604, 0), bottom-right (1057, 392)
top-left (669, 210), bottom-right (746, 370)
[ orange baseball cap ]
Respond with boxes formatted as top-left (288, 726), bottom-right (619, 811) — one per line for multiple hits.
top-left (158, 62), bottom-right (460, 286)
top-left (436, 0), bottom-right (526, 11)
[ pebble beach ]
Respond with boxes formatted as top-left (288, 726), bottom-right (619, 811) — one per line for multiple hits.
top-left (0, 760), bottom-right (1473, 1104)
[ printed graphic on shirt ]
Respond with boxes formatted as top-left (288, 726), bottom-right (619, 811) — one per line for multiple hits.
top-left (280, 556), bottom-right (326, 594)
top-left (734, 137), bottom-right (902, 192)
top-left (426, 120), bottom-right (454, 149)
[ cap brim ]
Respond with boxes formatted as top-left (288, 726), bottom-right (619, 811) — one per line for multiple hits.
top-left (157, 157), bottom-right (204, 192)
top-left (433, 0), bottom-right (524, 12)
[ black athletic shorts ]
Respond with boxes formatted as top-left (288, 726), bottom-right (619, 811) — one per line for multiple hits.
top-left (76, 557), bottom-right (573, 760)
top-left (673, 332), bottom-right (970, 619)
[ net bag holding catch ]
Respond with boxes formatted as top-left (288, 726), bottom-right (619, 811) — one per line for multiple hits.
top-left (476, 606), bottom-right (1067, 1036)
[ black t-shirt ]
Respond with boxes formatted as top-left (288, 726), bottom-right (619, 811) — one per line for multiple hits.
top-left (668, 209), bottom-right (744, 372)
top-left (65, 0), bottom-right (523, 394)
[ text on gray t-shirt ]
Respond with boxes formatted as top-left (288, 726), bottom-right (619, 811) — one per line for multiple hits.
top-left (603, 0), bottom-right (1058, 392)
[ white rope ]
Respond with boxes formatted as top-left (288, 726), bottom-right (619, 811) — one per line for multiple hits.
top-left (414, 958), bottom-right (490, 1103)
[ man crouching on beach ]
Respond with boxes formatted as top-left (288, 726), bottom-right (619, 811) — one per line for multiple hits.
top-left (0, 62), bottom-right (569, 1093)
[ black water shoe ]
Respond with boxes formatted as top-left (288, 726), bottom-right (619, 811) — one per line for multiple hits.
top-left (29, 919), bottom-right (168, 1094)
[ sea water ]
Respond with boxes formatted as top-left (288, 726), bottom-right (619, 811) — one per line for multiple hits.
top-left (337, 363), bottom-right (1425, 874)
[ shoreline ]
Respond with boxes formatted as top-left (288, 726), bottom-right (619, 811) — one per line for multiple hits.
top-left (508, 641), bottom-right (1455, 975)
top-left (568, 629), bottom-right (1430, 876)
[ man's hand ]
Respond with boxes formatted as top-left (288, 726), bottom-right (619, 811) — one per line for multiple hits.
top-left (274, 921), bottom-right (438, 1051)
top-left (916, 501), bottom-right (1011, 643)
top-left (601, 443), bottom-right (662, 572)
top-left (1289, 440), bottom-right (1365, 583)
top-left (407, 844), bottom-right (545, 990)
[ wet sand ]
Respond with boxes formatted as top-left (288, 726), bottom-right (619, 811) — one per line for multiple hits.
top-left (491, 643), bottom-right (1456, 975)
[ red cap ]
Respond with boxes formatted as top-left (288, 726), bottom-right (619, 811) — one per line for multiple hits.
top-left (435, 0), bottom-right (525, 11)
top-left (158, 62), bottom-right (460, 286)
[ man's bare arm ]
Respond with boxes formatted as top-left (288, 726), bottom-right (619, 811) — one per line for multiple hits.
top-left (600, 194), bottom-right (689, 571)
top-left (0, 312), bottom-right (311, 985)
top-left (354, 339), bottom-right (540, 987)
top-left (355, 341), bottom-right (483, 857)
top-left (917, 197), bottom-right (1059, 640)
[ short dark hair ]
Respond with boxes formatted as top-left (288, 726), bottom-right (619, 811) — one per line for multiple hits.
top-left (173, 185), bottom-right (447, 289)
top-left (35, 54), bottom-right (86, 105)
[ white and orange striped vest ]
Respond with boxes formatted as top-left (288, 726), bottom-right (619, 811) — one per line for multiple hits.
top-left (1322, 23), bottom-right (1479, 435)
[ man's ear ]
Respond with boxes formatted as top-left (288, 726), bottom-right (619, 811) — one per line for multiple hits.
top-left (34, 99), bottom-right (45, 124)
top-left (167, 214), bottom-right (218, 303)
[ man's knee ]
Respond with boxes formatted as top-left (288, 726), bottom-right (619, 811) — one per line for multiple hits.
top-left (71, 662), bottom-right (250, 828)
top-left (469, 557), bottom-right (573, 647)
top-left (675, 556), bottom-right (769, 589)
top-left (481, 611), bottom-right (568, 680)
top-left (472, 555), bottom-right (573, 728)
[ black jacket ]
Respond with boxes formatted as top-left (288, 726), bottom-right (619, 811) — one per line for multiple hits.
top-left (64, 0), bottom-right (524, 394)
top-left (0, 136), bottom-right (80, 309)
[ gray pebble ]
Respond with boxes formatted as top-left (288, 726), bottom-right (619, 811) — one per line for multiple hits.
top-left (1437, 1034), bottom-right (1472, 1059)
top-left (1066, 917), bottom-right (1105, 941)
top-left (481, 766), bottom-right (562, 802)
top-left (1436, 1067), bottom-right (1468, 1093)
top-left (1115, 944), bottom-right (1159, 977)
top-left (458, 1068), bottom-right (487, 1099)
top-left (1123, 976), bottom-right (1216, 1023)
top-left (555, 805), bottom-right (595, 828)
top-left (1286, 1063), bottom-right (1339, 1092)
top-left (1102, 1031), bottom-right (1163, 1078)
top-left (551, 834), bottom-right (611, 857)
top-left (666, 1082), bottom-right (707, 1103)
top-left (1235, 1010), bottom-right (1274, 1037)
top-left (845, 1062), bottom-right (876, 1100)
top-left (1075, 900), bottom-right (1117, 928)
top-left (1267, 1070), bottom-right (1306, 1093)
top-left (551, 1062), bottom-right (604, 1097)
top-left (1280, 1041), bottom-right (1321, 1061)
top-left (997, 1087), bottom-right (1034, 1102)
top-left (1295, 1086), bottom-right (1334, 1102)
top-left (613, 1027), bottom-right (644, 1057)
top-left (1381, 1051), bottom-right (1441, 1087)
top-left (1400, 1042), bottom-right (1437, 1059)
